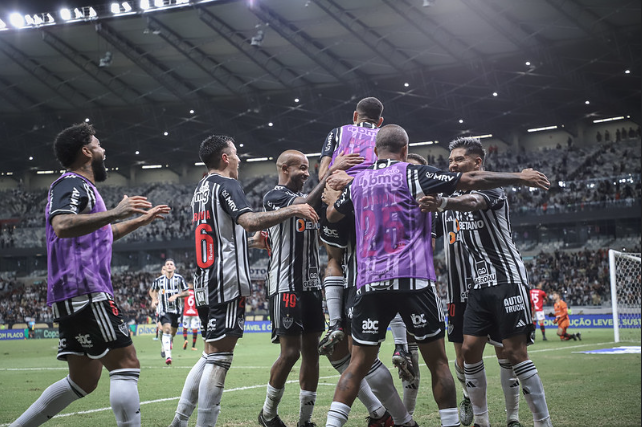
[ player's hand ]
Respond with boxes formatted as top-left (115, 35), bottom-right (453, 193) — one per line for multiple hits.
top-left (322, 186), bottom-right (342, 207)
top-left (113, 195), bottom-right (153, 219)
top-left (327, 170), bottom-right (353, 191)
top-left (151, 300), bottom-right (158, 309)
top-left (168, 295), bottom-right (178, 302)
top-left (553, 318), bottom-right (559, 325)
top-left (291, 203), bottom-right (319, 224)
top-left (330, 151), bottom-right (364, 173)
top-left (137, 204), bottom-right (172, 226)
top-left (519, 169), bottom-right (550, 191)
top-left (418, 194), bottom-right (443, 212)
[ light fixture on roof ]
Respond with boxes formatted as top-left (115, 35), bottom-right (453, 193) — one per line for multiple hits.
top-left (304, 152), bottom-right (321, 157)
top-left (154, 0), bottom-right (165, 7)
top-left (24, 15), bottom-right (35, 26)
top-left (140, 0), bottom-right (151, 10)
top-left (404, 82), bottom-right (410, 87)
top-left (0, 19), bottom-right (6, 30)
top-left (46, 13), bottom-right (55, 23)
top-left (142, 165), bottom-right (163, 169)
top-left (472, 134), bottom-right (493, 139)
top-left (60, 8), bottom-right (72, 20)
top-left (239, 143), bottom-right (244, 147)
top-left (29, 156), bottom-right (34, 160)
top-left (294, 98), bottom-right (300, 103)
top-left (111, 3), bottom-right (121, 13)
top-left (99, 51), bottom-right (113, 67)
top-left (268, 122), bottom-right (273, 127)
top-left (9, 13), bottom-right (25, 28)
top-left (251, 29), bottom-right (265, 47)
top-left (88, 7), bottom-right (97, 17)
top-left (625, 70), bottom-right (631, 74)
top-left (74, 8), bottom-right (83, 19)
top-left (85, 118), bottom-right (90, 122)
top-left (135, 151), bottom-right (140, 155)
top-left (190, 109), bottom-right (195, 114)
top-left (525, 61), bottom-right (531, 66)
top-left (163, 131), bottom-right (169, 136)
top-left (585, 100), bottom-right (590, 105)
top-left (33, 14), bottom-right (44, 25)
top-left (492, 92), bottom-right (498, 97)
top-left (458, 119), bottom-right (464, 124)
top-left (527, 125), bottom-right (558, 133)
top-left (592, 116), bottom-right (624, 124)
top-left (122, 2), bottom-right (133, 12)
top-left (409, 141), bottom-right (435, 146)
top-left (247, 157), bottom-right (269, 163)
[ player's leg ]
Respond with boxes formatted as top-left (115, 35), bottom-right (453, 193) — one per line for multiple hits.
top-left (170, 307), bottom-right (209, 427)
top-left (461, 335), bottom-right (489, 427)
top-left (182, 316), bottom-right (189, 350)
top-left (390, 314), bottom-right (415, 382)
top-left (319, 243), bottom-right (346, 356)
top-left (448, 301), bottom-right (472, 426)
top-left (402, 335), bottom-right (421, 416)
top-left (161, 317), bottom-right (173, 364)
top-left (502, 334), bottom-right (552, 427)
top-left (494, 345), bottom-right (520, 426)
top-left (299, 332), bottom-right (321, 427)
top-left (102, 345), bottom-right (142, 427)
top-left (10, 355), bottom-right (98, 427)
top-left (536, 311), bottom-right (547, 341)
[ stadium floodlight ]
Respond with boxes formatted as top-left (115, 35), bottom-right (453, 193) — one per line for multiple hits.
top-left (176, 0), bottom-right (190, 4)
top-left (33, 14), bottom-right (44, 25)
top-left (111, 3), bottom-right (121, 13)
top-left (24, 15), bottom-right (35, 25)
top-left (9, 13), bottom-right (25, 28)
top-left (140, 0), bottom-right (151, 10)
top-left (88, 7), bottom-right (97, 17)
top-left (60, 8), bottom-right (72, 21)
top-left (122, 2), bottom-right (133, 12)
top-left (74, 8), bottom-right (83, 19)
top-left (194, 162), bottom-right (205, 166)
top-left (304, 152), bottom-right (321, 157)
top-left (527, 125), bottom-right (557, 133)
top-left (592, 116), bottom-right (624, 124)
top-left (46, 13), bottom-right (55, 23)
top-left (142, 165), bottom-right (163, 169)
top-left (246, 157), bottom-right (269, 162)
top-left (472, 134), bottom-right (493, 139)
top-left (409, 141), bottom-right (435, 146)
top-left (0, 19), bottom-right (6, 29)
top-left (154, 0), bottom-right (165, 7)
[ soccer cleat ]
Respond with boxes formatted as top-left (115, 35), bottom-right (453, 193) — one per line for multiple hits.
top-left (183, 340), bottom-right (188, 350)
top-left (161, 349), bottom-right (166, 358)
top-left (392, 345), bottom-right (416, 382)
top-left (571, 334), bottom-right (577, 341)
top-left (258, 410), bottom-right (287, 427)
top-left (459, 396), bottom-right (474, 426)
top-left (192, 347), bottom-right (198, 351)
top-left (507, 422), bottom-right (523, 427)
top-left (165, 358), bottom-right (172, 366)
top-left (367, 411), bottom-right (394, 427)
top-left (153, 337), bottom-right (159, 341)
top-left (318, 323), bottom-right (345, 356)
top-left (542, 336), bottom-right (547, 341)
top-left (576, 332), bottom-right (582, 341)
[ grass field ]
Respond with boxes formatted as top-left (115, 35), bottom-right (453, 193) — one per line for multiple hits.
top-left (0, 329), bottom-right (640, 427)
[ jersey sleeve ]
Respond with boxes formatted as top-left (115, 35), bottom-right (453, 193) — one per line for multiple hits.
top-left (218, 179), bottom-right (253, 222)
top-left (432, 212), bottom-right (443, 239)
top-left (320, 128), bottom-right (339, 158)
top-left (151, 277), bottom-right (160, 291)
top-left (470, 188), bottom-right (506, 211)
top-left (263, 188), bottom-right (297, 212)
top-left (178, 275), bottom-right (189, 291)
top-left (334, 182), bottom-right (354, 216)
top-left (48, 176), bottom-right (92, 221)
top-left (406, 164), bottom-right (461, 199)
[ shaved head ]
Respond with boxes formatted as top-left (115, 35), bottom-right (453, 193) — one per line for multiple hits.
top-left (276, 150), bottom-right (306, 170)
top-left (375, 124), bottom-right (409, 154)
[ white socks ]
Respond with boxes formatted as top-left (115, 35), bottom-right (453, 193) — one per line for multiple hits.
top-left (454, 361), bottom-right (469, 399)
top-left (326, 401), bottom-right (351, 427)
top-left (365, 359), bottom-right (412, 425)
top-left (324, 276), bottom-right (344, 326)
top-left (163, 333), bottom-right (173, 360)
top-left (498, 358), bottom-right (520, 423)
top-left (263, 383), bottom-right (285, 420)
top-left (109, 369), bottom-right (141, 427)
top-left (402, 343), bottom-right (420, 415)
top-left (171, 352), bottom-right (207, 427)
top-left (390, 314), bottom-right (407, 347)
top-left (299, 390), bottom-right (317, 425)
top-left (10, 376), bottom-right (86, 427)
top-left (196, 352), bottom-right (232, 427)
top-left (464, 361), bottom-right (489, 427)
top-left (439, 408), bottom-right (461, 427)
top-left (513, 360), bottom-right (551, 426)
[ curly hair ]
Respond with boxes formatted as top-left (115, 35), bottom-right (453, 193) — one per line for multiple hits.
top-left (53, 123), bottom-right (96, 168)
top-left (448, 136), bottom-right (485, 162)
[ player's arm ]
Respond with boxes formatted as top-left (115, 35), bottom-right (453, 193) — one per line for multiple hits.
top-left (292, 152), bottom-right (364, 210)
top-left (169, 289), bottom-right (190, 302)
top-left (419, 193), bottom-right (487, 213)
top-left (248, 231), bottom-right (269, 250)
top-left (238, 205), bottom-right (319, 233)
top-left (325, 184), bottom-right (352, 223)
top-left (456, 168), bottom-right (550, 191)
top-left (149, 288), bottom-right (159, 308)
top-left (318, 128), bottom-right (339, 178)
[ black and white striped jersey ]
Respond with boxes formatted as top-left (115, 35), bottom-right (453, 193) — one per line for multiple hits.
top-left (191, 173), bottom-right (253, 306)
top-left (263, 185), bottom-right (321, 295)
top-left (151, 273), bottom-right (189, 314)
top-left (450, 188), bottom-right (528, 290)
top-left (432, 194), bottom-right (475, 304)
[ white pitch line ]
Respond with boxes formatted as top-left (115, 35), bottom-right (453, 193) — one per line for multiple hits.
top-left (0, 342), bottom-right (622, 426)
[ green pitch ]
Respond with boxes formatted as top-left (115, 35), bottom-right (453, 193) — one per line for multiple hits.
top-left (0, 329), bottom-right (639, 427)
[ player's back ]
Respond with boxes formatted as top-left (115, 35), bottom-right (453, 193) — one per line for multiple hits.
top-left (329, 124), bottom-right (379, 176)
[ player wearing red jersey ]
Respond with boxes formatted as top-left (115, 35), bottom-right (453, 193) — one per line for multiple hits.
top-left (530, 282), bottom-right (548, 341)
top-left (182, 287), bottom-right (200, 351)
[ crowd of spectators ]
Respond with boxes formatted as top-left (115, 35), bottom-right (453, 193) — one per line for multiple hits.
top-left (2, 244), bottom-right (639, 328)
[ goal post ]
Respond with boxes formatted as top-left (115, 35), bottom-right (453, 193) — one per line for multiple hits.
top-left (609, 249), bottom-right (641, 343)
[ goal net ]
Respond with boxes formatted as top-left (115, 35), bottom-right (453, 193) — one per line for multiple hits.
top-left (609, 249), bottom-right (641, 343)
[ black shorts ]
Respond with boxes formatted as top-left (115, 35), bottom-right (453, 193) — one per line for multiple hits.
top-left (159, 312), bottom-right (181, 328)
top-left (269, 291), bottom-right (325, 343)
top-left (351, 286), bottom-right (445, 346)
top-left (343, 286), bottom-right (358, 333)
top-left (199, 297), bottom-right (246, 342)
top-left (463, 284), bottom-right (534, 345)
top-left (57, 299), bottom-right (133, 361)
top-left (446, 300), bottom-right (467, 344)
top-left (320, 205), bottom-right (352, 249)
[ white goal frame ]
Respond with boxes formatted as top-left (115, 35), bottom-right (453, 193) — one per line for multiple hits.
top-left (609, 249), bottom-right (641, 343)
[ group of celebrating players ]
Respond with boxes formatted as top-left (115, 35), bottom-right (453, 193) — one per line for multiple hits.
top-left (12, 97), bottom-right (561, 427)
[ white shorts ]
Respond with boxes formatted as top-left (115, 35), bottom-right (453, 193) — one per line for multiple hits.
top-left (182, 315), bottom-right (201, 330)
top-left (535, 310), bottom-right (545, 322)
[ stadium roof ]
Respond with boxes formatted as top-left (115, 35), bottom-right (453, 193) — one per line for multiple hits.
top-left (0, 0), bottom-right (640, 174)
